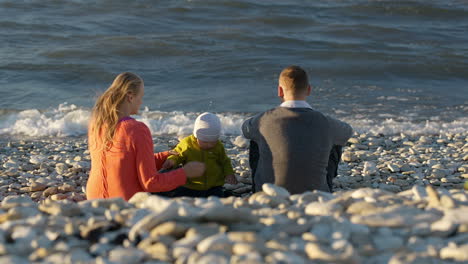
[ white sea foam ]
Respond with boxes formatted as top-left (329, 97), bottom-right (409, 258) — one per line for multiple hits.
top-left (0, 103), bottom-right (91, 137)
top-left (345, 117), bottom-right (468, 136)
top-left (0, 103), bottom-right (466, 138)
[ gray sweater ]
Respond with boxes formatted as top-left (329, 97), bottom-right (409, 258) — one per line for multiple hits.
top-left (242, 107), bottom-right (353, 194)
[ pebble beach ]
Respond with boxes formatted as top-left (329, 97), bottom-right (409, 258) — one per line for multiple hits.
top-left (0, 132), bottom-right (467, 263)
top-left (1, 0), bottom-right (467, 263)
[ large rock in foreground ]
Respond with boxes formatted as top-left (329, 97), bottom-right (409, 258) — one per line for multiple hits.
top-left (0, 184), bottom-right (467, 263)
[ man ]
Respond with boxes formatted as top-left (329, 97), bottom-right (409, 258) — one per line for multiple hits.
top-left (242, 66), bottom-right (353, 194)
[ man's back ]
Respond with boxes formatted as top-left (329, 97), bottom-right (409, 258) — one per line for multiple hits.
top-left (242, 107), bottom-right (352, 194)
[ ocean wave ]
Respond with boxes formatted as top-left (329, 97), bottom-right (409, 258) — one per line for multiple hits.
top-left (0, 103), bottom-right (466, 138)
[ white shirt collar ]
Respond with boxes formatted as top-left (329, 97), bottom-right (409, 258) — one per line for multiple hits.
top-left (280, 100), bottom-right (313, 109)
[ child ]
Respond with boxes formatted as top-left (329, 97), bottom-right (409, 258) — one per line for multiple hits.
top-left (161, 112), bottom-right (238, 197)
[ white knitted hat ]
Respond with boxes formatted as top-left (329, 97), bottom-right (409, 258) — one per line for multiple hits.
top-left (193, 112), bottom-right (221, 142)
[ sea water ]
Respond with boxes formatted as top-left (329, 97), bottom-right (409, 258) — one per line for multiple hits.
top-left (0, 0), bottom-right (467, 138)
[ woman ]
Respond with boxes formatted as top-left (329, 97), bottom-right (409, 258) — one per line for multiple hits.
top-left (86, 72), bottom-right (205, 200)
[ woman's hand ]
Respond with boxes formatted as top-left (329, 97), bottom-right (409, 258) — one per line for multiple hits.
top-left (168, 150), bottom-right (179, 156)
top-left (225, 174), bottom-right (238, 184)
top-left (182, 161), bottom-right (205, 178)
top-left (161, 150), bottom-right (179, 169)
top-left (162, 159), bottom-right (175, 170)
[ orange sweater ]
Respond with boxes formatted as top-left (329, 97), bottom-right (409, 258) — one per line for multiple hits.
top-left (86, 118), bottom-right (186, 201)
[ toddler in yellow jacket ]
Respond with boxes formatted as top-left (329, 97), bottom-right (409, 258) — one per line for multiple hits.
top-left (161, 112), bottom-right (238, 197)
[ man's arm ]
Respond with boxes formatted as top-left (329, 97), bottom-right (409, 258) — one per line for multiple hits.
top-left (327, 116), bottom-right (353, 146)
top-left (242, 114), bottom-right (261, 140)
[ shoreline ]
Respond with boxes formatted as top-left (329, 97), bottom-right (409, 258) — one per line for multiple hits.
top-left (1, 131), bottom-right (466, 201)
top-left (0, 132), bottom-right (467, 263)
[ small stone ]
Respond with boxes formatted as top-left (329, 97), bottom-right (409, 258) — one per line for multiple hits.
top-left (39, 201), bottom-right (82, 216)
top-left (55, 163), bottom-right (68, 175)
top-left (363, 162), bottom-right (378, 176)
top-left (305, 202), bottom-right (343, 215)
top-left (440, 243), bottom-right (468, 261)
top-left (387, 164), bottom-right (400, 173)
top-left (58, 183), bottom-right (75, 193)
top-left (1, 196), bottom-right (35, 209)
top-left (232, 242), bottom-right (265, 255)
top-left (431, 218), bottom-right (458, 237)
top-left (262, 183), bottom-right (290, 199)
top-left (265, 251), bottom-right (307, 264)
top-left (29, 182), bottom-right (48, 192)
top-left (431, 169), bottom-right (447, 178)
top-left (197, 233), bottom-right (232, 255)
top-left (43, 187), bottom-right (59, 197)
top-left (305, 242), bottom-right (359, 263)
top-left (439, 195), bottom-right (456, 209)
top-left (150, 221), bottom-right (189, 239)
top-left (351, 207), bottom-right (441, 228)
top-left (50, 194), bottom-right (68, 201)
top-left (185, 224), bottom-right (226, 239)
top-left (232, 136), bottom-right (249, 148)
top-left (342, 152), bottom-right (357, 162)
top-left (3, 160), bottom-right (19, 169)
top-left (227, 232), bottom-right (261, 243)
top-left (412, 185), bottom-right (427, 201)
top-left (426, 185), bottom-right (440, 206)
top-left (347, 201), bottom-right (379, 215)
top-left (108, 247), bottom-right (146, 264)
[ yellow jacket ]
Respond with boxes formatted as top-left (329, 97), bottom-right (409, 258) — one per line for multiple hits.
top-left (167, 135), bottom-right (234, 190)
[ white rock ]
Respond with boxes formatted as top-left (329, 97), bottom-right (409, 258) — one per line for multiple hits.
top-left (265, 251), bottom-right (306, 264)
top-left (231, 252), bottom-right (263, 263)
top-left (305, 202), bottom-right (343, 216)
top-left (430, 217), bottom-right (458, 237)
top-left (55, 163), bottom-right (68, 174)
top-left (108, 247), bottom-right (146, 264)
top-left (128, 204), bottom-right (179, 241)
top-left (387, 164), bottom-right (400, 173)
top-left (262, 183), bottom-right (290, 199)
top-left (11, 226), bottom-right (37, 243)
top-left (128, 192), bottom-right (152, 206)
top-left (174, 235), bottom-right (204, 248)
top-left (9, 206), bottom-right (40, 219)
top-left (363, 161), bottom-right (378, 176)
top-left (29, 155), bottom-right (47, 165)
top-left (351, 188), bottom-right (388, 200)
top-left (3, 160), bottom-right (18, 169)
top-left (411, 185), bottom-right (427, 201)
top-left (197, 233), bottom-right (232, 254)
top-left (342, 152), bottom-right (357, 162)
top-left (305, 242), bottom-right (360, 263)
top-left (440, 243), bottom-right (468, 261)
top-left (1, 195), bottom-right (35, 209)
top-left (196, 253), bottom-right (229, 264)
top-left (232, 136), bottom-right (249, 148)
top-left (0, 256), bottom-right (29, 264)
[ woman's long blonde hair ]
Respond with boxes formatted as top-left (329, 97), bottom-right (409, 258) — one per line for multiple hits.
top-left (90, 72), bottom-right (143, 150)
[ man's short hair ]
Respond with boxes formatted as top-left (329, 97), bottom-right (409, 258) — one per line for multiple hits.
top-left (279, 66), bottom-right (309, 93)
